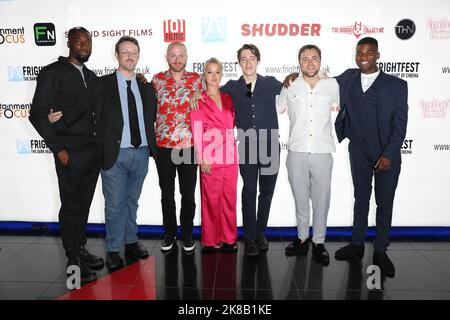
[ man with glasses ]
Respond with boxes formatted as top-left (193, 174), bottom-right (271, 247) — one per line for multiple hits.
top-left (99, 36), bottom-right (157, 270)
top-left (276, 45), bottom-right (339, 264)
top-left (152, 42), bottom-right (203, 253)
top-left (221, 44), bottom-right (282, 256)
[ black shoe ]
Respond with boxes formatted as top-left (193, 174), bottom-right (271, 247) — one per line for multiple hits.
top-left (285, 238), bottom-right (309, 256)
top-left (256, 233), bottom-right (269, 252)
top-left (244, 238), bottom-right (259, 257)
top-left (335, 243), bottom-right (365, 261)
top-left (66, 256), bottom-right (97, 284)
top-left (373, 251), bottom-right (395, 278)
top-left (221, 242), bottom-right (238, 253)
top-left (106, 251), bottom-right (124, 271)
top-left (202, 245), bottom-right (219, 254)
top-left (125, 241), bottom-right (149, 259)
top-left (79, 245), bottom-right (104, 270)
top-left (161, 233), bottom-right (176, 252)
top-left (312, 243), bottom-right (330, 265)
top-left (182, 235), bottom-right (196, 252)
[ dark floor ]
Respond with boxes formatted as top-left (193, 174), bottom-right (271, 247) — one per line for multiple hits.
top-left (1, 233), bottom-right (450, 300)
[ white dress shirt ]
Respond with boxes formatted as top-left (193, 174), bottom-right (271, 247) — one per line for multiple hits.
top-left (276, 77), bottom-right (340, 153)
top-left (361, 70), bottom-right (380, 92)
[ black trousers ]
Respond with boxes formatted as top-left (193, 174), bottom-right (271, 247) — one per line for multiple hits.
top-left (54, 143), bottom-right (102, 258)
top-left (155, 147), bottom-right (197, 241)
top-left (348, 142), bottom-right (401, 252)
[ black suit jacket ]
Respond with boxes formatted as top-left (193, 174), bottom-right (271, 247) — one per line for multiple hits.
top-left (100, 72), bottom-right (157, 170)
top-left (334, 69), bottom-right (408, 162)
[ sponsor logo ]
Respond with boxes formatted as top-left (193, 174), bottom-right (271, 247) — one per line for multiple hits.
top-left (16, 139), bottom-right (51, 154)
top-left (395, 19), bottom-right (416, 40)
top-left (377, 62), bottom-right (420, 79)
top-left (192, 61), bottom-right (239, 78)
top-left (443, 66), bottom-right (450, 74)
top-left (0, 102), bottom-right (31, 119)
top-left (241, 23), bottom-right (321, 37)
top-left (34, 23), bottom-right (56, 46)
top-left (434, 144), bottom-right (450, 151)
top-left (264, 64), bottom-right (330, 79)
top-left (64, 28), bottom-right (153, 38)
top-left (331, 21), bottom-right (384, 39)
top-left (7, 65), bottom-right (44, 81)
top-left (90, 66), bottom-right (152, 77)
top-left (202, 17), bottom-right (226, 42)
top-left (164, 19), bottom-right (185, 42)
top-left (0, 26), bottom-right (25, 45)
top-left (401, 139), bottom-right (413, 154)
top-left (427, 18), bottom-right (450, 39)
top-left (420, 98), bottom-right (450, 119)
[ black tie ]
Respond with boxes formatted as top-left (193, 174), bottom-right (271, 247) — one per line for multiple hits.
top-left (126, 80), bottom-right (141, 148)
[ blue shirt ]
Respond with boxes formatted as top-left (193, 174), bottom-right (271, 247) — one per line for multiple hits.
top-left (116, 70), bottom-right (148, 148)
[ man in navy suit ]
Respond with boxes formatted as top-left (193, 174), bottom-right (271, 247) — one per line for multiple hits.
top-left (334, 37), bottom-right (408, 277)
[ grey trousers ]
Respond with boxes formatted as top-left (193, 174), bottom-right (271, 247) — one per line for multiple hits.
top-left (286, 152), bottom-right (333, 244)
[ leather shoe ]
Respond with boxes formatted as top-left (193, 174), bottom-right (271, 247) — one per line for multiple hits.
top-left (373, 251), bottom-right (395, 277)
top-left (312, 243), bottom-right (330, 265)
top-left (285, 238), bottom-right (309, 256)
top-left (256, 233), bottom-right (269, 252)
top-left (79, 245), bottom-right (104, 270)
top-left (221, 242), bottom-right (238, 253)
top-left (67, 255), bottom-right (97, 284)
top-left (335, 243), bottom-right (364, 261)
top-left (106, 251), bottom-right (124, 271)
top-left (244, 238), bottom-right (259, 257)
top-left (125, 241), bottom-right (149, 259)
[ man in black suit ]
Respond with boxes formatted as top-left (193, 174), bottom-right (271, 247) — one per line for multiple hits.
top-left (334, 37), bottom-right (408, 277)
top-left (30, 27), bottom-right (104, 284)
top-left (99, 36), bottom-right (157, 271)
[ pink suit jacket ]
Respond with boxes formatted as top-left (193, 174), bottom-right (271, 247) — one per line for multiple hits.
top-left (190, 91), bottom-right (237, 168)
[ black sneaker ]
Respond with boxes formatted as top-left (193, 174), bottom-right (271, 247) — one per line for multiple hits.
top-left (221, 242), bottom-right (238, 253)
top-left (182, 235), bottom-right (195, 252)
top-left (312, 243), bottom-right (330, 265)
top-left (335, 243), bottom-right (364, 261)
top-left (285, 238), bottom-right (309, 256)
top-left (256, 233), bottom-right (269, 251)
top-left (244, 238), bottom-right (259, 256)
top-left (160, 233), bottom-right (177, 252)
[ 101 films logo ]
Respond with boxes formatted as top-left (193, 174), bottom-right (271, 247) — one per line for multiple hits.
top-left (164, 19), bottom-right (186, 42)
top-left (34, 23), bottom-right (56, 46)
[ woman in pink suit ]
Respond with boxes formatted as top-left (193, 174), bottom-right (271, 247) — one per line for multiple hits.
top-left (190, 58), bottom-right (239, 254)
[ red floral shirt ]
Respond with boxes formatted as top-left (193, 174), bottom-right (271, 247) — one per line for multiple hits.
top-left (152, 70), bottom-right (203, 149)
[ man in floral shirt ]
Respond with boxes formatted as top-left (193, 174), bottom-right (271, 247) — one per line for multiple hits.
top-left (152, 42), bottom-right (203, 253)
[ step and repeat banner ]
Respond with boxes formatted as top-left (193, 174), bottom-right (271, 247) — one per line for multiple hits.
top-left (1, 0), bottom-right (449, 227)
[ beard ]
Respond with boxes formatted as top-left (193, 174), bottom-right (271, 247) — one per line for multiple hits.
top-left (168, 62), bottom-right (186, 73)
top-left (301, 69), bottom-right (319, 78)
top-left (75, 53), bottom-right (91, 63)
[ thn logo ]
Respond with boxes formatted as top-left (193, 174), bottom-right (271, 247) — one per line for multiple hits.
top-left (34, 23), bottom-right (56, 46)
top-left (395, 19), bottom-right (415, 40)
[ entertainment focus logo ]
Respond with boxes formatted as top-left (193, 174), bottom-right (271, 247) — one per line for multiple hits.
top-left (34, 23), bottom-right (56, 46)
top-left (420, 98), bottom-right (450, 119)
top-left (0, 102), bottom-right (31, 119)
top-left (0, 26), bottom-right (25, 45)
top-left (241, 23), bottom-right (321, 37)
top-left (202, 17), bottom-right (226, 42)
top-left (164, 19), bottom-right (186, 42)
top-left (16, 139), bottom-right (51, 154)
top-left (377, 62), bottom-right (420, 79)
top-left (395, 19), bottom-right (415, 40)
top-left (427, 18), bottom-right (450, 39)
top-left (7, 65), bottom-right (44, 82)
top-left (332, 21), bottom-right (384, 39)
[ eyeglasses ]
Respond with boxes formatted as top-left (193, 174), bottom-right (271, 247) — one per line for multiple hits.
top-left (246, 82), bottom-right (252, 98)
top-left (120, 50), bottom-right (139, 57)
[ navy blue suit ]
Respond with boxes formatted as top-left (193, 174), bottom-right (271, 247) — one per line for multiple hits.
top-left (334, 69), bottom-right (408, 252)
top-left (222, 74), bottom-right (282, 239)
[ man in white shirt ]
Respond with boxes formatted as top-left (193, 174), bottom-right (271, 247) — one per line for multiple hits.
top-left (276, 44), bottom-right (339, 264)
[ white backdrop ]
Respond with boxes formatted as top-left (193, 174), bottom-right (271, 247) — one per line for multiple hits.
top-left (1, 0), bottom-right (449, 227)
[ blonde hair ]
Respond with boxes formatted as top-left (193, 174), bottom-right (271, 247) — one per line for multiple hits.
top-left (203, 57), bottom-right (223, 76)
